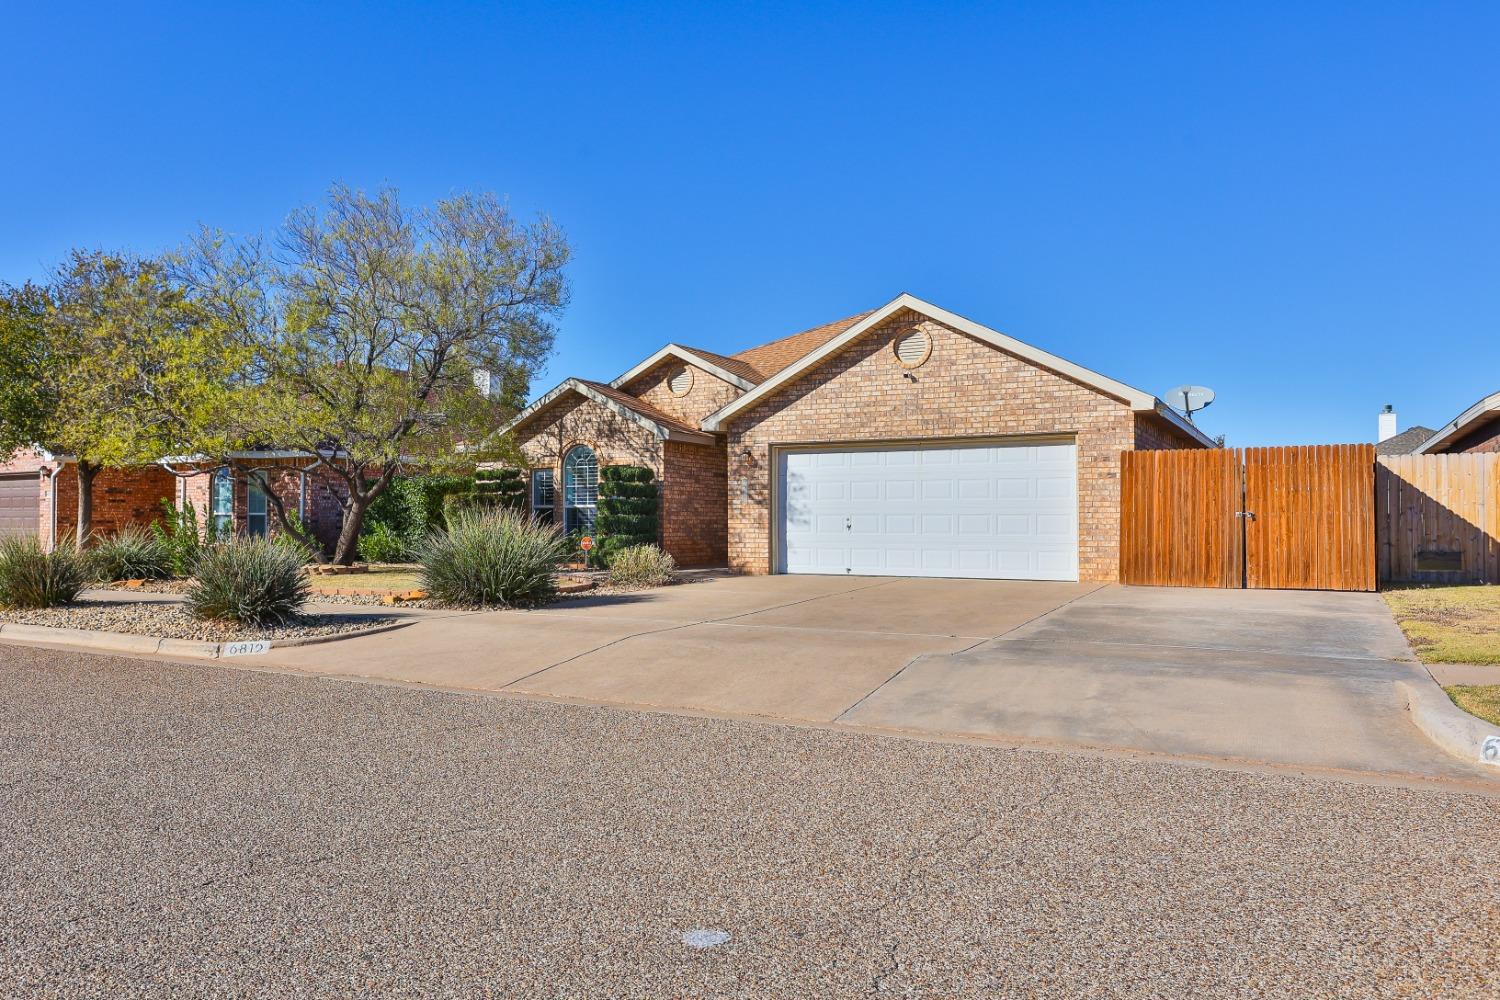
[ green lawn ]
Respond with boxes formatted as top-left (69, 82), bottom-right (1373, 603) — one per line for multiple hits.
top-left (1383, 585), bottom-right (1500, 664)
top-left (1444, 685), bottom-right (1500, 727)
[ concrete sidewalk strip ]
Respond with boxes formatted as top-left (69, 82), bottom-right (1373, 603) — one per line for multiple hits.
top-left (1427, 662), bottom-right (1500, 686)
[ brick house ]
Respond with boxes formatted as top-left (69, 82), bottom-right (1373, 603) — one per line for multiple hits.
top-left (502, 293), bottom-right (1211, 580)
top-left (0, 448), bottom-right (350, 553)
top-left (1415, 390), bottom-right (1500, 454)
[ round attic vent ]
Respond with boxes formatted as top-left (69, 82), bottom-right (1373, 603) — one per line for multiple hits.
top-left (893, 328), bottom-right (933, 369)
top-left (668, 366), bottom-right (694, 396)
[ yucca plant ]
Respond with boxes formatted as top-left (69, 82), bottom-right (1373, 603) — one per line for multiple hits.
top-left (0, 537), bottom-right (88, 609)
top-left (419, 508), bottom-right (570, 607)
top-left (607, 543), bottom-right (676, 589)
top-left (186, 537), bottom-right (310, 625)
top-left (89, 525), bottom-right (174, 582)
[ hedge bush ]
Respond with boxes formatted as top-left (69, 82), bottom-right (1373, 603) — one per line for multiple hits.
top-left (359, 473), bottom-right (475, 561)
top-left (0, 537), bottom-right (87, 609)
top-left (186, 537), bottom-right (310, 625)
top-left (419, 508), bottom-right (570, 607)
top-left (89, 525), bottom-right (173, 582)
top-left (597, 465), bottom-right (659, 564)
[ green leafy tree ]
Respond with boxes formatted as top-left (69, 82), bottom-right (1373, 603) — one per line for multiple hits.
top-left (0, 282), bottom-right (57, 459)
top-left (3, 254), bottom-right (241, 547)
top-left (183, 185), bottom-right (570, 564)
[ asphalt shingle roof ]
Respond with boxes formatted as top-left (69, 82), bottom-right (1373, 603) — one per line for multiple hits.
top-left (1375, 426), bottom-right (1436, 455)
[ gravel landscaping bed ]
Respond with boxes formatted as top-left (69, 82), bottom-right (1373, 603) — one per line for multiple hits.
top-left (0, 598), bottom-right (397, 641)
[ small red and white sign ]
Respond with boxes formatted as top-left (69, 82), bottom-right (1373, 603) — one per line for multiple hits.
top-left (580, 536), bottom-right (594, 551)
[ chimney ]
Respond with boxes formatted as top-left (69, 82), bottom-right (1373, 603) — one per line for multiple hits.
top-left (1378, 404), bottom-right (1398, 443)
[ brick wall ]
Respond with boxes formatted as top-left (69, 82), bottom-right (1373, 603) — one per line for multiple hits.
top-left (724, 310), bottom-right (1161, 582)
top-left (662, 439), bottom-right (728, 566)
top-left (515, 392), bottom-right (664, 524)
top-left (170, 460), bottom-right (349, 554)
top-left (53, 465), bottom-right (177, 543)
top-left (622, 360), bottom-right (743, 427)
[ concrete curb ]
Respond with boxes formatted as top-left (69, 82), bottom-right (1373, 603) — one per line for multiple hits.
top-left (1397, 679), bottom-right (1500, 768)
top-left (0, 618), bottom-right (413, 660)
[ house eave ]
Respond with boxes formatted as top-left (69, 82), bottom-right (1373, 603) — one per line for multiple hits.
top-left (496, 378), bottom-right (717, 448)
top-left (1414, 390), bottom-right (1500, 454)
top-left (610, 344), bottom-right (758, 393)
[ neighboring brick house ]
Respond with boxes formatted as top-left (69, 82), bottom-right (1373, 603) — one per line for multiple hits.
top-left (1416, 390), bottom-right (1500, 455)
top-left (0, 448), bottom-right (350, 553)
top-left (501, 293), bottom-right (1211, 580)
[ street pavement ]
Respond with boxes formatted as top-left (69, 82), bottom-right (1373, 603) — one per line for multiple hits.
top-left (2, 644), bottom-right (1497, 998)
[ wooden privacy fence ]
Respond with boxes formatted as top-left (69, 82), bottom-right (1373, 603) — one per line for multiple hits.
top-left (1377, 454), bottom-right (1500, 584)
top-left (1121, 444), bottom-right (1376, 592)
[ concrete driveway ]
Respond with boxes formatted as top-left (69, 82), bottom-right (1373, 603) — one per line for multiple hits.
top-left (254, 576), bottom-right (1481, 781)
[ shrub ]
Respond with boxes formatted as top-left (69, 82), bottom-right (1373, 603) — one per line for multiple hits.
top-left (271, 511), bottom-right (321, 564)
top-left (153, 499), bottom-right (207, 576)
top-left (419, 507), bottom-right (570, 607)
top-left (607, 544), bottom-right (676, 589)
top-left (88, 525), bottom-right (173, 582)
top-left (186, 537), bottom-right (310, 625)
top-left (362, 473), bottom-right (474, 556)
top-left (0, 537), bottom-right (87, 608)
top-left (473, 467), bottom-right (528, 512)
top-left (358, 520), bottom-right (408, 563)
top-left (597, 465), bottom-right (659, 564)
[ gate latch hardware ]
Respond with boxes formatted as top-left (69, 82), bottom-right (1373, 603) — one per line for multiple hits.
top-left (845, 517), bottom-right (852, 531)
top-left (1236, 511), bottom-right (1257, 521)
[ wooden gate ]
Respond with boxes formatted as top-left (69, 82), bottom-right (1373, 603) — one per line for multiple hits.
top-left (1120, 444), bottom-right (1375, 591)
top-left (1244, 445), bottom-right (1375, 591)
top-left (1120, 449), bottom-right (1241, 588)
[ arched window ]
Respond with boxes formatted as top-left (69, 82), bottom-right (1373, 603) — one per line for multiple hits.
top-left (563, 445), bottom-right (598, 534)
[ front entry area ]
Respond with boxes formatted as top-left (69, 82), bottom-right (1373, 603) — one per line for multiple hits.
top-left (776, 439), bottom-right (1078, 580)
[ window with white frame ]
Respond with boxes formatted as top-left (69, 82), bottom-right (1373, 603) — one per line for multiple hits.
top-left (210, 468), bottom-right (234, 537)
top-left (562, 445), bottom-right (598, 534)
top-left (531, 468), bottom-right (555, 524)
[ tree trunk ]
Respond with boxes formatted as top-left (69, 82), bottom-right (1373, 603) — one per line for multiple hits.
top-left (74, 461), bottom-right (99, 549)
top-left (248, 470), bottom-right (326, 564)
top-left (331, 495), bottom-right (369, 565)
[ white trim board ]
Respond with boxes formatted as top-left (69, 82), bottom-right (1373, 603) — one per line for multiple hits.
top-left (610, 344), bottom-right (758, 393)
top-left (699, 293), bottom-right (1215, 448)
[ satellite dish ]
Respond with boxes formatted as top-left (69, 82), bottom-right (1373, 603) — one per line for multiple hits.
top-left (1165, 384), bottom-right (1215, 422)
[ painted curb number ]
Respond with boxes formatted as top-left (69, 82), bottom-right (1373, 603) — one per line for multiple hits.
top-left (1482, 737), bottom-right (1500, 764)
top-left (222, 640), bottom-right (271, 658)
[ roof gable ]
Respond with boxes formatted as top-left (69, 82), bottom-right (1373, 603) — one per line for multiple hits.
top-left (727, 310), bottom-right (875, 381)
top-left (497, 377), bottom-right (716, 445)
top-left (700, 293), bottom-right (1214, 447)
top-left (611, 345), bottom-right (758, 393)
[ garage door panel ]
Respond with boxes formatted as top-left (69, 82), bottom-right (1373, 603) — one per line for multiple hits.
top-left (778, 441), bottom-right (1078, 581)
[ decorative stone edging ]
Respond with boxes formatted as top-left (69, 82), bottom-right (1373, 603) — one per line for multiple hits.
top-left (0, 619), bottom-right (414, 660)
top-left (1397, 679), bottom-right (1500, 768)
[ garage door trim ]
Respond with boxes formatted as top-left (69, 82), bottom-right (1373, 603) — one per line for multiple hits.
top-left (768, 433), bottom-right (1078, 580)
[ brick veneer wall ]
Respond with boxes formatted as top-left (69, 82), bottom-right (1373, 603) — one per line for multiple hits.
top-left (53, 465), bottom-right (177, 543)
top-left (723, 309), bottom-right (1186, 582)
top-left (622, 360), bottom-right (743, 428)
top-left (661, 439), bottom-right (728, 566)
top-left (515, 392), bottom-right (664, 525)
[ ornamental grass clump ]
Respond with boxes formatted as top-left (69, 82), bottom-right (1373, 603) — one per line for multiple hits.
top-left (607, 544), bottom-right (676, 589)
top-left (0, 537), bottom-right (88, 609)
top-left (89, 525), bottom-right (173, 582)
top-left (419, 508), bottom-right (570, 607)
top-left (186, 537), bottom-right (310, 625)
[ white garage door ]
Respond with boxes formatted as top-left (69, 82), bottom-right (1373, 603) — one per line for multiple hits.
top-left (778, 441), bottom-right (1078, 581)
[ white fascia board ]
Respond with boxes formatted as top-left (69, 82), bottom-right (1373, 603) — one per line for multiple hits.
top-left (1414, 389), bottom-right (1500, 453)
top-left (610, 344), bottom-right (757, 393)
top-left (496, 378), bottom-right (717, 446)
top-left (701, 293), bottom-right (1197, 437)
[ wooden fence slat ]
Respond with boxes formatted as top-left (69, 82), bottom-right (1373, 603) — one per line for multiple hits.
top-left (1376, 452), bottom-right (1500, 585)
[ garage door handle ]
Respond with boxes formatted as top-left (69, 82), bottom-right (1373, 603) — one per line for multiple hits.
top-left (845, 517), bottom-right (851, 531)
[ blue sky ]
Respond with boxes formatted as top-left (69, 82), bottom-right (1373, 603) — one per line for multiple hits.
top-left (4, 2), bottom-right (1497, 446)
